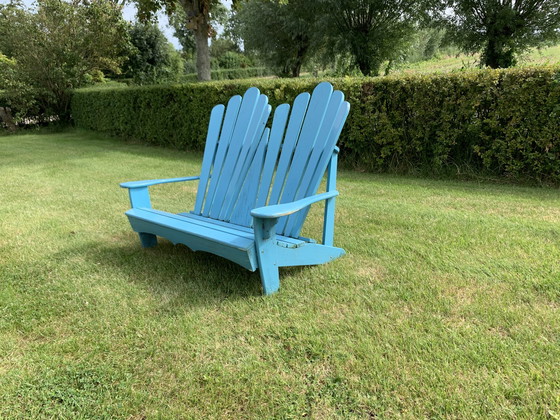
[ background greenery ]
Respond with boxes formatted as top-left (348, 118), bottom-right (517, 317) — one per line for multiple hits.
top-left (1, 130), bottom-right (559, 418)
top-left (2, 0), bottom-right (560, 129)
top-left (71, 66), bottom-right (560, 184)
top-left (0, 0), bottom-right (129, 122)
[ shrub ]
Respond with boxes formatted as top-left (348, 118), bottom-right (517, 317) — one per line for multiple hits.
top-left (124, 23), bottom-right (185, 85)
top-left (0, 0), bottom-right (129, 125)
top-left (181, 67), bottom-right (270, 82)
top-left (71, 67), bottom-right (560, 183)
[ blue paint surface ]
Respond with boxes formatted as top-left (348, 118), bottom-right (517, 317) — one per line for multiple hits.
top-left (120, 83), bottom-right (350, 295)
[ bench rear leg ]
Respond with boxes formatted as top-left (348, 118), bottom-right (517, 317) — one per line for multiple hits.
top-left (138, 232), bottom-right (158, 248)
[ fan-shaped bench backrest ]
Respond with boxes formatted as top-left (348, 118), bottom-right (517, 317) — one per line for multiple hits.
top-left (193, 82), bottom-right (350, 238)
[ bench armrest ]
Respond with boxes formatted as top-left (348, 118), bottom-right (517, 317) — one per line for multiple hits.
top-left (251, 191), bottom-right (338, 219)
top-left (120, 176), bottom-right (200, 189)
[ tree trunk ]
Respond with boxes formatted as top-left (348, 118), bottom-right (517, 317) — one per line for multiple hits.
top-left (195, 22), bottom-right (211, 81)
top-left (289, 36), bottom-right (309, 77)
top-left (0, 107), bottom-right (17, 132)
top-left (483, 35), bottom-right (516, 69)
top-left (179, 0), bottom-right (211, 81)
top-left (291, 63), bottom-right (301, 78)
top-left (356, 56), bottom-right (380, 77)
top-left (483, 36), bottom-right (501, 68)
top-left (483, 10), bottom-right (516, 69)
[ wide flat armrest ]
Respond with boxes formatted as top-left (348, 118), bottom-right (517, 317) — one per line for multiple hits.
top-left (251, 191), bottom-right (338, 219)
top-left (120, 176), bottom-right (200, 189)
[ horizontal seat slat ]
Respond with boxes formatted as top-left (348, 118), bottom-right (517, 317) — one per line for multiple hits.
top-left (127, 209), bottom-right (253, 250)
top-left (181, 213), bottom-right (308, 246)
top-left (126, 209), bottom-right (306, 250)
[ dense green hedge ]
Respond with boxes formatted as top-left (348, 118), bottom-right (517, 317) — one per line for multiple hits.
top-left (72, 67), bottom-right (560, 183)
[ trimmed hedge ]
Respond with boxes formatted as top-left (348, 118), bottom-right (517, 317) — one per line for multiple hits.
top-left (71, 67), bottom-right (560, 183)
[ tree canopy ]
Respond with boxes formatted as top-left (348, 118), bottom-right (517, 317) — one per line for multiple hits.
top-left (441, 0), bottom-right (560, 68)
top-left (317, 0), bottom-right (429, 76)
top-left (235, 0), bottom-right (317, 77)
top-left (234, 0), bottom-right (435, 77)
top-left (0, 0), bottom-right (130, 121)
top-left (124, 22), bottom-right (184, 84)
top-left (134, 0), bottom-right (223, 80)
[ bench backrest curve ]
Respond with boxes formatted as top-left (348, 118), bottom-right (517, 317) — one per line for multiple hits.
top-left (192, 82), bottom-right (350, 238)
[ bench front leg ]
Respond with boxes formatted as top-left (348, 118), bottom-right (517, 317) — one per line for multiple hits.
top-left (122, 177), bottom-right (200, 248)
top-left (126, 187), bottom-right (157, 247)
top-left (253, 217), bottom-right (280, 295)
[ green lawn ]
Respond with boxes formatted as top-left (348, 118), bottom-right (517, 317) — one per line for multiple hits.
top-left (1, 130), bottom-right (559, 419)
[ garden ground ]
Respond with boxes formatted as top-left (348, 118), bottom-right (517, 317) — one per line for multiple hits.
top-left (1, 130), bottom-right (559, 418)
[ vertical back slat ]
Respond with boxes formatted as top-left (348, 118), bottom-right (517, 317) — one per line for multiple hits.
top-left (286, 101), bottom-right (350, 237)
top-left (193, 104), bottom-right (225, 214)
top-left (255, 103), bottom-right (290, 208)
top-left (230, 128), bottom-right (270, 226)
top-left (268, 92), bottom-right (311, 206)
top-left (208, 88), bottom-right (262, 218)
top-left (201, 95), bottom-right (243, 217)
top-left (219, 97), bottom-right (271, 220)
top-left (276, 82), bottom-right (333, 234)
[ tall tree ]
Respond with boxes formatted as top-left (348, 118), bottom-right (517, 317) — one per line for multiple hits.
top-left (317, 0), bottom-right (426, 76)
top-left (235, 0), bottom-right (317, 77)
top-left (168, 0), bottom-right (227, 69)
top-left (135, 0), bottom-right (223, 81)
top-left (124, 22), bottom-right (184, 84)
top-left (0, 0), bottom-right (130, 121)
top-left (442, 0), bottom-right (560, 68)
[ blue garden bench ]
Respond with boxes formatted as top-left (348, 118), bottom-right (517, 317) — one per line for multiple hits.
top-left (120, 82), bottom-right (350, 295)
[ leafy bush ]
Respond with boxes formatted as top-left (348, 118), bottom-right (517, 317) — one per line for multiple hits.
top-left (71, 66), bottom-right (560, 183)
top-left (216, 51), bottom-right (254, 70)
top-left (181, 67), bottom-right (270, 82)
top-left (0, 0), bottom-right (129, 125)
top-left (123, 23), bottom-right (184, 85)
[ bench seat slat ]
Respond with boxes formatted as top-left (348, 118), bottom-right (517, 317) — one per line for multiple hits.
top-left (126, 209), bottom-right (306, 250)
top-left (182, 213), bottom-right (310, 246)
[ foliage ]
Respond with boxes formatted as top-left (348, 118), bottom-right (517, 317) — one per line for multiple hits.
top-left (209, 38), bottom-right (254, 70)
top-left (235, 0), bottom-right (317, 77)
top-left (124, 22), bottom-right (184, 85)
top-left (210, 38), bottom-right (241, 58)
top-left (0, 53), bottom-right (16, 91)
top-left (441, 0), bottom-right (560, 68)
top-left (212, 51), bottom-right (253, 70)
top-left (383, 44), bottom-right (560, 76)
top-left (135, 0), bottom-right (223, 81)
top-left (169, 7), bottom-right (196, 55)
top-left (0, 0), bottom-right (129, 123)
top-left (403, 29), bottom-right (447, 63)
top-left (72, 66), bottom-right (560, 183)
top-left (316, 0), bottom-right (428, 76)
top-left (233, 0), bottom-right (435, 77)
top-left (169, 2), bottom-right (228, 56)
top-left (181, 67), bottom-right (270, 81)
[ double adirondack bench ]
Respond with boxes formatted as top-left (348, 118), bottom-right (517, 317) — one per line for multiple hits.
top-left (120, 82), bottom-right (350, 295)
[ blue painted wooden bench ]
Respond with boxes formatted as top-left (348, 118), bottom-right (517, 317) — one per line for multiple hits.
top-left (120, 82), bottom-right (350, 294)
